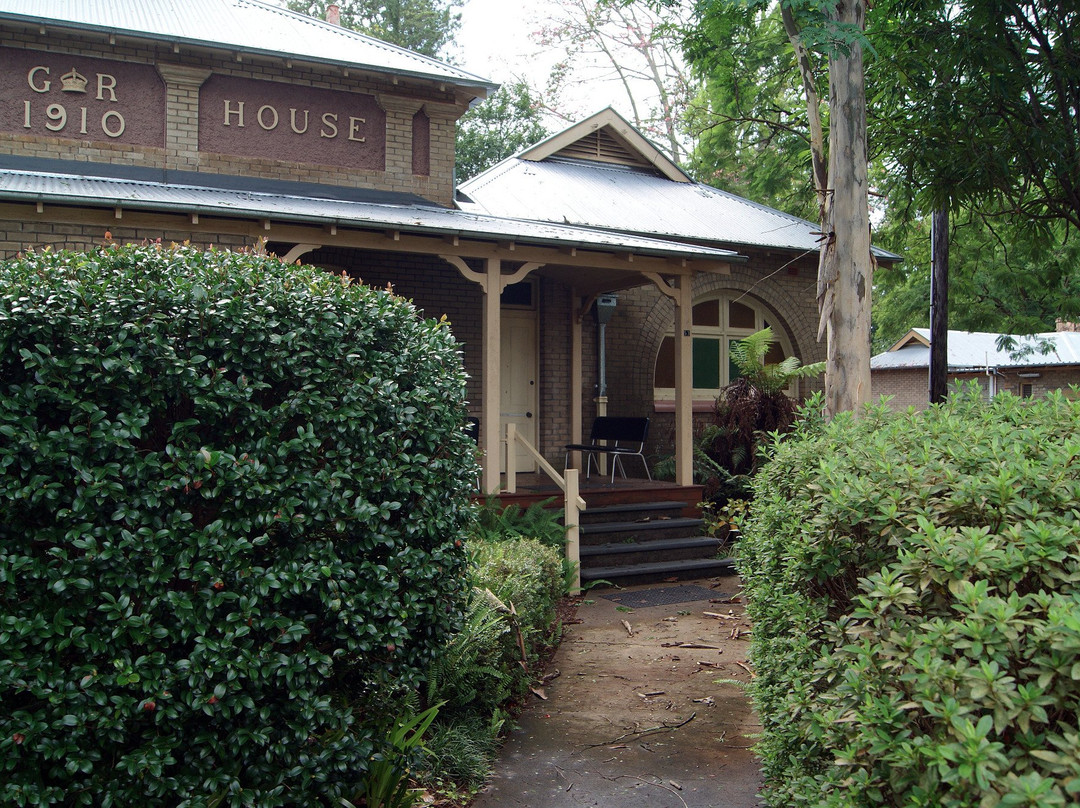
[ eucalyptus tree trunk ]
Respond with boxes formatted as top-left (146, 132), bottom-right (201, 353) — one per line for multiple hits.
top-left (816, 0), bottom-right (872, 417)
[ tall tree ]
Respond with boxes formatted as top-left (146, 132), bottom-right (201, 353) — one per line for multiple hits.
top-left (868, 0), bottom-right (1080, 230)
top-left (286, 0), bottom-right (461, 58)
top-left (455, 82), bottom-right (550, 181)
top-left (872, 213), bottom-right (1080, 353)
top-left (536, 0), bottom-right (695, 163)
top-left (682, 4), bottom-right (817, 218)
top-left (682, 0), bottom-right (873, 416)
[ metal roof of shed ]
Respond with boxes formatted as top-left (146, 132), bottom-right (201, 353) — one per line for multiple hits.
top-left (871, 328), bottom-right (1080, 371)
top-left (0, 0), bottom-right (495, 93)
top-left (0, 167), bottom-right (743, 261)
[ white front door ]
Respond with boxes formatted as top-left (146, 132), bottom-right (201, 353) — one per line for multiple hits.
top-left (500, 310), bottom-right (538, 472)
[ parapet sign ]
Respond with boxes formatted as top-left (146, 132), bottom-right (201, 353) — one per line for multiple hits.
top-left (0, 48), bottom-right (166, 147)
top-left (198, 75), bottom-right (387, 172)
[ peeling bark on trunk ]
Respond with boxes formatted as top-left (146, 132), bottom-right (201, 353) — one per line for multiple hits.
top-left (819, 0), bottom-right (872, 417)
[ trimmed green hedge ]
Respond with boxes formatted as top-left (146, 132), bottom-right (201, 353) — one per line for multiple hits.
top-left (0, 244), bottom-right (475, 805)
top-left (741, 391), bottom-right (1080, 807)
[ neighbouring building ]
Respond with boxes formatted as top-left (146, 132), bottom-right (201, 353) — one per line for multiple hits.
top-left (871, 326), bottom-right (1080, 410)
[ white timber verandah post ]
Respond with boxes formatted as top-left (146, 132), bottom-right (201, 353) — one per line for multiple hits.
top-left (481, 257), bottom-right (502, 493)
top-left (440, 254), bottom-right (542, 494)
top-left (673, 276), bottom-right (694, 486)
top-left (565, 468), bottom-right (581, 592)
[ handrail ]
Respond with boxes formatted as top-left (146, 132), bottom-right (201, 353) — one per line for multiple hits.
top-left (504, 423), bottom-right (584, 592)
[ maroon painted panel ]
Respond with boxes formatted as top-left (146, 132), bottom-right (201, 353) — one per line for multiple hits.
top-left (199, 75), bottom-right (386, 171)
top-left (0, 48), bottom-right (165, 147)
top-left (412, 108), bottom-right (430, 176)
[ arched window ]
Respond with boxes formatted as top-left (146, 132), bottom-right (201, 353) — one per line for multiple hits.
top-left (653, 294), bottom-right (793, 398)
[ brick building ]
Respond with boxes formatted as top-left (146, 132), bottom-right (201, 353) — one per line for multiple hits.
top-left (458, 109), bottom-right (899, 462)
top-left (871, 327), bottom-right (1080, 410)
top-left (0, 1), bottom-right (891, 490)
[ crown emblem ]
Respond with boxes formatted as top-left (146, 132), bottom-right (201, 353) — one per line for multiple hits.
top-left (60, 68), bottom-right (88, 93)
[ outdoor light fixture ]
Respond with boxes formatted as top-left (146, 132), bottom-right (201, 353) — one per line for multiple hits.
top-left (595, 294), bottom-right (617, 325)
top-left (595, 295), bottom-right (618, 398)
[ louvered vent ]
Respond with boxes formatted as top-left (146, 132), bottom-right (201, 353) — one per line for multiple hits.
top-left (556, 128), bottom-right (651, 167)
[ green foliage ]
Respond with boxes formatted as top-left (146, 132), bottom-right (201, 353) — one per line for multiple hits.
top-left (424, 593), bottom-right (513, 716)
top-left (419, 536), bottom-right (564, 797)
top-left (708, 328), bottom-right (822, 485)
top-left (286, 0), bottom-right (460, 58)
top-left (348, 704), bottom-right (442, 808)
top-left (682, 2), bottom-right (820, 220)
top-left (455, 82), bottom-right (549, 182)
top-left (425, 536), bottom-right (561, 717)
top-left (740, 388), bottom-right (1080, 806)
top-left (729, 327), bottom-right (825, 395)
top-left (0, 244), bottom-right (474, 805)
top-left (420, 715), bottom-right (505, 792)
top-left (471, 538), bottom-right (564, 680)
top-left (472, 496), bottom-right (566, 550)
top-left (868, 0), bottom-right (1080, 228)
top-left (872, 213), bottom-right (1080, 354)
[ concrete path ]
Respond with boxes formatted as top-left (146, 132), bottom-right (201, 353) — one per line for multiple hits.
top-left (470, 580), bottom-right (763, 808)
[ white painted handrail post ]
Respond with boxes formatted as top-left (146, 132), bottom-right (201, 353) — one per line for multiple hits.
top-left (505, 422), bottom-right (517, 494)
top-left (565, 468), bottom-right (581, 593)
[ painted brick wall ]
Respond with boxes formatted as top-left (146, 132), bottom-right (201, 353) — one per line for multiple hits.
top-left (1, 29), bottom-right (467, 205)
top-left (0, 219), bottom-right (249, 256)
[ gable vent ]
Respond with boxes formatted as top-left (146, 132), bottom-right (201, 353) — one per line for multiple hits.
top-left (556, 128), bottom-right (652, 168)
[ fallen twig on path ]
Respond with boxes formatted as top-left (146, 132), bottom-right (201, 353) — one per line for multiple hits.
top-left (612, 775), bottom-right (689, 808)
top-left (583, 712), bottom-right (697, 748)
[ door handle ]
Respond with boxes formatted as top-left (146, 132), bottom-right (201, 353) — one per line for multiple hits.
top-left (526, 411), bottom-right (533, 418)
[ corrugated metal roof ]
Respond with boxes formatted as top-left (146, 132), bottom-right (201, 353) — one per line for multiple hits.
top-left (871, 328), bottom-right (1080, 370)
top-left (458, 156), bottom-right (901, 260)
top-left (0, 168), bottom-right (743, 261)
top-left (0, 0), bottom-right (494, 92)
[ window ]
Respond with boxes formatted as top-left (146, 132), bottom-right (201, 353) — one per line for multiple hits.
top-left (654, 294), bottom-right (791, 398)
top-left (1020, 382), bottom-right (1034, 398)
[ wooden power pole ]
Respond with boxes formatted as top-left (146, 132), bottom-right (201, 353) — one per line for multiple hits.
top-left (929, 208), bottom-right (949, 404)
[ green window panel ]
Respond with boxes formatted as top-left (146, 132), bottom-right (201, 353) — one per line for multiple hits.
top-left (693, 337), bottom-right (721, 389)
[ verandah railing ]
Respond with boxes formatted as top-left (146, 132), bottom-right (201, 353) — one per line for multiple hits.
top-left (503, 423), bottom-right (584, 592)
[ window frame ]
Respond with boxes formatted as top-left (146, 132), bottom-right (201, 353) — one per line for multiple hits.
top-left (653, 293), bottom-right (796, 401)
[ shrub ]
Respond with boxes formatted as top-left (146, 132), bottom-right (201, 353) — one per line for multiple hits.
top-left (420, 536), bottom-right (564, 797)
top-left (0, 244), bottom-right (475, 805)
top-left (741, 389), bottom-right (1080, 807)
top-left (426, 537), bottom-right (562, 719)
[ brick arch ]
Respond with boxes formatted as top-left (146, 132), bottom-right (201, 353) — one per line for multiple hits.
top-left (631, 265), bottom-right (819, 401)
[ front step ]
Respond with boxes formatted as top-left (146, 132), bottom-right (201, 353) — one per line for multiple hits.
top-left (573, 497), bottom-right (736, 587)
top-left (581, 556), bottom-right (736, 588)
top-left (577, 501), bottom-right (687, 524)
top-left (581, 535), bottom-right (721, 566)
top-left (579, 516), bottom-right (705, 545)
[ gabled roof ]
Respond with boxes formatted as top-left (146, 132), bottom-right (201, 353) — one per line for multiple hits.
top-left (517, 108), bottom-right (690, 183)
top-left (0, 0), bottom-right (495, 95)
top-left (458, 108), bottom-right (901, 260)
top-left (871, 328), bottom-right (1080, 371)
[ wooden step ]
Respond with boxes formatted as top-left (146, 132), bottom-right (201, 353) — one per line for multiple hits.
top-left (580, 536), bottom-right (721, 567)
top-left (579, 516), bottom-right (705, 545)
top-left (577, 500), bottom-right (687, 525)
top-left (581, 557), bottom-right (737, 588)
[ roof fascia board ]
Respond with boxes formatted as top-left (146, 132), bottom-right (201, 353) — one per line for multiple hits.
top-left (888, 328), bottom-right (930, 352)
top-left (517, 107), bottom-right (690, 183)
